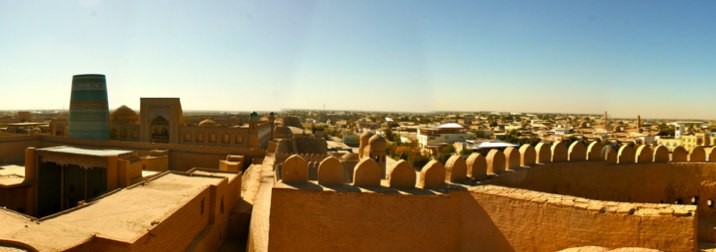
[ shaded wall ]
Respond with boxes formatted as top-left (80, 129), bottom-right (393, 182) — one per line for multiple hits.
top-left (462, 186), bottom-right (695, 251)
top-left (0, 187), bottom-right (30, 214)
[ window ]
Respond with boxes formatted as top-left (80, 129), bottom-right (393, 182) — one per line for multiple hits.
top-left (220, 197), bottom-right (225, 214)
top-left (200, 199), bottom-right (205, 215)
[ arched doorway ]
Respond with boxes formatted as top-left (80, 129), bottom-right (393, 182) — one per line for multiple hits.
top-left (150, 116), bottom-right (170, 143)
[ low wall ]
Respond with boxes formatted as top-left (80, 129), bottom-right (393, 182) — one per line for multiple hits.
top-left (488, 162), bottom-right (716, 218)
top-left (0, 136), bottom-right (41, 165)
top-left (267, 185), bottom-right (696, 251)
top-left (463, 186), bottom-right (696, 251)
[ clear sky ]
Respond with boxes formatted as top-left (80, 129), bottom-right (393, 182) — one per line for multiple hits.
top-left (1, 0), bottom-right (715, 119)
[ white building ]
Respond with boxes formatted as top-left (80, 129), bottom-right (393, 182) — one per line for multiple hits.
top-left (417, 123), bottom-right (474, 150)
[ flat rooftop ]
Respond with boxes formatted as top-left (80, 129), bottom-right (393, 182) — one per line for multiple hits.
top-left (0, 164), bottom-right (26, 187)
top-left (37, 145), bottom-right (133, 157)
top-left (5, 122), bottom-right (48, 126)
top-left (0, 172), bottom-right (229, 251)
top-left (189, 168), bottom-right (239, 184)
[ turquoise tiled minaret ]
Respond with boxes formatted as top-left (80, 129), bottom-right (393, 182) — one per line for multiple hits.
top-left (68, 74), bottom-right (110, 140)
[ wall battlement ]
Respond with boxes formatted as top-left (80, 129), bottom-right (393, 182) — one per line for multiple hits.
top-left (260, 140), bottom-right (704, 250)
top-left (274, 140), bottom-right (716, 191)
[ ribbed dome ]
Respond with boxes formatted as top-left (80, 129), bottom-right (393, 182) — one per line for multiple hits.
top-left (198, 119), bottom-right (219, 127)
top-left (110, 105), bottom-right (139, 124)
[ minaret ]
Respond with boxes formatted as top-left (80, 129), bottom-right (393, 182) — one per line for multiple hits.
top-left (68, 74), bottom-right (110, 140)
top-left (248, 111), bottom-right (259, 148)
top-left (603, 111), bottom-right (608, 132)
top-left (637, 115), bottom-right (642, 132)
top-left (269, 112), bottom-right (276, 140)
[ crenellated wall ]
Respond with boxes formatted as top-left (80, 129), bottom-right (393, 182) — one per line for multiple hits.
top-left (261, 140), bottom-right (716, 250)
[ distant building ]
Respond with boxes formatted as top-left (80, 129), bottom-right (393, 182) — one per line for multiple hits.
top-left (16, 111), bottom-right (31, 122)
top-left (658, 133), bottom-right (716, 151)
top-left (672, 121), bottom-right (707, 139)
top-left (107, 99), bottom-right (272, 149)
top-left (656, 122), bottom-right (712, 151)
top-left (2, 122), bottom-right (48, 135)
top-left (417, 123), bottom-right (474, 151)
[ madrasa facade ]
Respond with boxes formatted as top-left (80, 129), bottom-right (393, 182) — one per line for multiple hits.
top-left (108, 98), bottom-right (273, 149)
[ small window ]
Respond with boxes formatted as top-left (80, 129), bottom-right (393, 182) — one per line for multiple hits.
top-left (675, 198), bottom-right (683, 204)
top-left (708, 199), bottom-right (714, 208)
top-left (220, 197), bottom-right (225, 214)
top-left (692, 196), bottom-right (699, 205)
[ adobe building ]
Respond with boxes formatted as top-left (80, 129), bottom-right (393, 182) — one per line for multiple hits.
top-left (15, 146), bottom-right (144, 217)
top-left (108, 98), bottom-right (272, 149)
top-left (0, 135), bottom-right (244, 251)
top-left (0, 169), bottom-right (241, 251)
top-left (56, 74), bottom-right (272, 150)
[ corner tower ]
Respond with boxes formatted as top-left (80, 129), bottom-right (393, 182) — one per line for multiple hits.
top-left (68, 74), bottom-right (110, 140)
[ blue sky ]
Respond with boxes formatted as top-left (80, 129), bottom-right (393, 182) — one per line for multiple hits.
top-left (0, 0), bottom-right (715, 119)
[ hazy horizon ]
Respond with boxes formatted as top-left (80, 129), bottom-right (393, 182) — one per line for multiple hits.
top-left (1, 1), bottom-right (715, 119)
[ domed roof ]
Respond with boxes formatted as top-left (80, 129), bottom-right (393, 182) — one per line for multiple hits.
top-left (275, 126), bottom-right (292, 138)
top-left (341, 152), bottom-right (359, 162)
top-left (198, 119), bottom-right (219, 127)
top-left (110, 105), bottom-right (139, 124)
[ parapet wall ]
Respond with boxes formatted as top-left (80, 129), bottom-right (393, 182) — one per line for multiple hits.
top-left (0, 136), bottom-right (41, 164)
top-left (264, 140), bottom-right (713, 250)
top-left (488, 162), bottom-right (716, 215)
top-left (267, 185), bottom-right (696, 251)
top-left (464, 186), bottom-right (695, 251)
top-left (0, 135), bottom-right (264, 170)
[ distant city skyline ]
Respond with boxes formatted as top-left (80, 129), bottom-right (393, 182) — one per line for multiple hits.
top-left (1, 0), bottom-right (715, 119)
